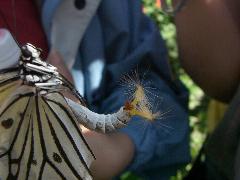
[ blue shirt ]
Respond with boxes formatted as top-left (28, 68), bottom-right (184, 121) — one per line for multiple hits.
top-left (41, 0), bottom-right (190, 179)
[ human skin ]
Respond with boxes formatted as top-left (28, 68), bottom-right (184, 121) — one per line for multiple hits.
top-left (47, 0), bottom-right (240, 178)
top-left (173, 0), bottom-right (240, 102)
top-left (81, 127), bottom-right (134, 180)
top-left (47, 49), bottom-right (135, 180)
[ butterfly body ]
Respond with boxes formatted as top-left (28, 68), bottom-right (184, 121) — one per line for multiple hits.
top-left (19, 43), bottom-right (63, 90)
top-left (0, 43), bottom-right (94, 180)
top-left (0, 43), bottom-right (154, 180)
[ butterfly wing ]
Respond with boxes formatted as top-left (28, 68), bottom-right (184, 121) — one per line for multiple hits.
top-left (0, 59), bottom-right (94, 179)
top-left (39, 92), bottom-right (95, 179)
top-left (0, 87), bottom-right (94, 180)
top-left (0, 67), bottom-right (21, 107)
top-left (0, 85), bottom-right (34, 179)
top-left (0, 67), bottom-right (19, 82)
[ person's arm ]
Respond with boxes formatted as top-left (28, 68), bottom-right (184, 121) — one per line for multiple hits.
top-left (81, 128), bottom-right (134, 180)
top-left (174, 0), bottom-right (240, 102)
top-left (45, 1), bottom-right (190, 179)
top-left (47, 50), bottom-right (135, 180)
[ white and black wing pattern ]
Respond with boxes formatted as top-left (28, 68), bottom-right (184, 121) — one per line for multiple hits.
top-left (0, 85), bottom-right (94, 180)
top-left (0, 67), bottom-right (21, 107)
top-left (0, 43), bottom-right (144, 180)
top-left (0, 43), bottom-right (96, 180)
top-left (0, 86), bottom-right (35, 180)
top-left (42, 92), bottom-right (95, 178)
top-left (0, 67), bottom-right (19, 83)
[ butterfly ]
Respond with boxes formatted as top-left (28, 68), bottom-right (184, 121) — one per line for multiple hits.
top-left (0, 42), bottom-right (156, 180)
top-left (0, 43), bottom-right (95, 180)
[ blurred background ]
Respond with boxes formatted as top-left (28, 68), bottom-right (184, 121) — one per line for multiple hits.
top-left (121, 1), bottom-right (209, 179)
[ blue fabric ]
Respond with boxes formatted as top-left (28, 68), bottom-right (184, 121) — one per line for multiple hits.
top-left (42, 0), bottom-right (190, 179)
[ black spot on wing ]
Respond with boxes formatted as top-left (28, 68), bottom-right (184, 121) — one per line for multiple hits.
top-left (1, 118), bottom-right (13, 129)
top-left (44, 95), bottom-right (94, 159)
top-left (43, 96), bottom-right (94, 158)
top-left (0, 95), bottom-right (32, 159)
top-left (53, 153), bottom-right (62, 163)
top-left (46, 112), bottom-right (84, 179)
top-left (35, 96), bottom-right (66, 180)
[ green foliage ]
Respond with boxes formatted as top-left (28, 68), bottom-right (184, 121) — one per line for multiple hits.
top-left (122, 1), bottom-right (208, 179)
top-left (142, 0), bottom-right (181, 76)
